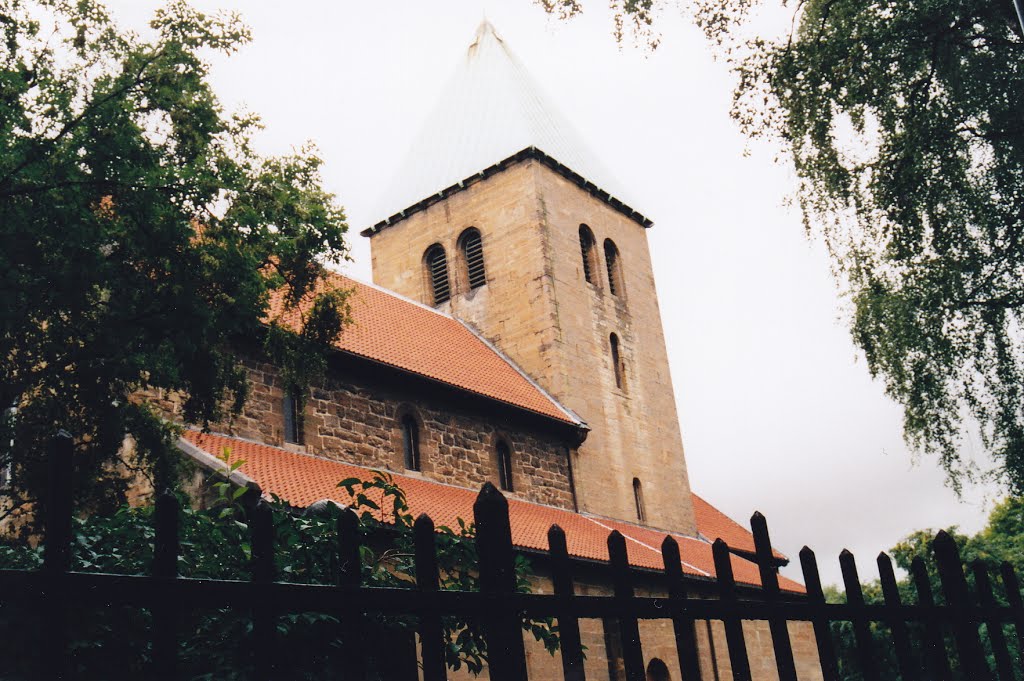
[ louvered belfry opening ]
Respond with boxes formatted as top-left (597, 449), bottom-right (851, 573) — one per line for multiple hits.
top-left (460, 228), bottom-right (486, 289)
top-left (425, 244), bottom-right (451, 305)
top-left (579, 224), bottom-right (597, 285)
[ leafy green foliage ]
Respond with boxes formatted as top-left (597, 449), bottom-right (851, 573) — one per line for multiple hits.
top-left (0, 470), bottom-right (559, 679)
top-left (540, 0), bottom-right (1024, 494)
top-left (0, 0), bottom-right (351, 529)
top-left (722, 0), bottom-right (1024, 495)
top-left (824, 496), bottom-right (1024, 679)
top-left (533, 0), bottom-right (661, 47)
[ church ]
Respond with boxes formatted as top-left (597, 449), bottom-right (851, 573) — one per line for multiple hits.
top-left (161, 21), bottom-right (823, 680)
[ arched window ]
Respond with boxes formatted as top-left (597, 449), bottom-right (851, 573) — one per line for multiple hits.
top-left (459, 228), bottom-right (487, 289)
top-left (646, 658), bottom-right (671, 681)
top-left (579, 225), bottom-right (598, 285)
top-left (604, 238), bottom-right (624, 297)
top-left (401, 414), bottom-right (420, 471)
top-left (424, 244), bottom-right (450, 305)
top-left (496, 439), bottom-right (513, 491)
top-left (283, 390), bottom-right (302, 444)
top-left (633, 477), bottom-right (646, 522)
top-left (610, 333), bottom-right (626, 391)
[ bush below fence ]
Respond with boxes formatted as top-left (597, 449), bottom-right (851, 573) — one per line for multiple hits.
top-left (1, 434), bottom-right (1023, 681)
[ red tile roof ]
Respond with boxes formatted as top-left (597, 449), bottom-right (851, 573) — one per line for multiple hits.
top-left (267, 272), bottom-right (581, 426)
top-left (692, 493), bottom-right (787, 562)
top-left (182, 431), bottom-right (803, 593)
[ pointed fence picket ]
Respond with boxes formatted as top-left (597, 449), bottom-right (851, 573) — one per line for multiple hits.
top-left (2, 434), bottom-right (1024, 680)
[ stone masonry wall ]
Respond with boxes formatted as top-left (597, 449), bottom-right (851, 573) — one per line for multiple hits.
top-left (144, 355), bottom-right (576, 510)
top-left (368, 159), bottom-right (696, 535)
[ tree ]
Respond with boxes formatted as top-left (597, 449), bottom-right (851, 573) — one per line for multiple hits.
top-left (538, 0), bottom-right (1024, 494)
top-left (0, 0), bottom-right (350, 527)
top-left (824, 496), bottom-right (1024, 680)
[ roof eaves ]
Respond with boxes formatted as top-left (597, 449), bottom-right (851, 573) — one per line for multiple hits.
top-left (184, 429), bottom-right (590, 514)
top-left (362, 147), bottom-right (654, 237)
top-left (329, 343), bottom-right (580, 428)
top-left (177, 435), bottom-right (263, 496)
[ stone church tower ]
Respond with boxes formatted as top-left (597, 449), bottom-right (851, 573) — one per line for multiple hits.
top-left (364, 21), bottom-right (696, 535)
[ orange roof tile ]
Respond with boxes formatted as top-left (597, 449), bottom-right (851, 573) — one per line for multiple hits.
top-left (692, 493), bottom-right (787, 562)
top-left (266, 272), bottom-right (580, 426)
top-left (182, 431), bottom-right (803, 593)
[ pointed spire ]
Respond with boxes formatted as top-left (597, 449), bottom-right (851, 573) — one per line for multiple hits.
top-left (472, 17), bottom-right (496, 48)
top-left (368, 21), bottom-right (644, 229)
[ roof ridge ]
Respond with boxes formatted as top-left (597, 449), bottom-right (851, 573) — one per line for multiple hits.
top-left (580, 510), bottom-right (703, 542)
top-left (584, 515), bottom-right (712, 577)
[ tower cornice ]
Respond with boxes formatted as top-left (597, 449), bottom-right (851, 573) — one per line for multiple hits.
top-left (361, 146), bottom-right (653, 237)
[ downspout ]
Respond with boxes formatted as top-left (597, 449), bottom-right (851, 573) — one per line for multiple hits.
top-left (564, 425), bottom-right (587, 513)
top-left (564, 446), bottom-right (579, 513)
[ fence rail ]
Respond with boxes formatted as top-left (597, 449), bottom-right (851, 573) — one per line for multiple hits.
top-left (2, 433), bottom-right (1024, 680)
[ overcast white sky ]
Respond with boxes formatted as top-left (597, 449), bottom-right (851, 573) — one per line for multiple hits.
top-left (104, 0), bottom-right (1003, 587)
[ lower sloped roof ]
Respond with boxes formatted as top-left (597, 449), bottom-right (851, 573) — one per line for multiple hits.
top-left (692, 493), bottom-right (787, 562)
top-left (180, 431), bottom-right (804, 594)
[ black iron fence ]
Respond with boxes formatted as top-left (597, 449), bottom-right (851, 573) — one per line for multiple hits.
top-left (1, 434), bottom-right (1023, 680)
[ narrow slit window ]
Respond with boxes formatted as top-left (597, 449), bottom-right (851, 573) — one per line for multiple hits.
top-left (633, 477), bottom-right (646, 522)
top-left (283, 390), bottom-right (302, 444)
top-left (579, 225), bottom-right (597, 285)
top-left (425, 244), bottom-right (450, 305)
top-left (401, 415), bottom-right (420, 471)
top-left (496, 440), bottom-right (513, 491)
top-left (604, 239), bottom-right (623, 297)
top-left (610, 333), bottom-right (625, 390)
top-left (460, 228), bottom-right (487, 289)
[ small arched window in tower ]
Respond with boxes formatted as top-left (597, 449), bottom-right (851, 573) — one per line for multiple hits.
top-left (646, 658), bottom-right (671, 681)
top-left (401, 414), bottom-right (421, 471)
top-left (610, 333), bottom-right (626, 391)
top-left (459, 228), bottom-right (487, 289)
top-left (604, 238), bottom-right (624, 297)
top-left (283, 390), bottom-right (302, 445)
top-left (633, 477), bottom-right (646, 523)
top-left (496, 439), bottom-right (514, 492)
top-left (579, 224), bottom-right (598, 285)
top-left (424, 244), bottom-right (451, 305)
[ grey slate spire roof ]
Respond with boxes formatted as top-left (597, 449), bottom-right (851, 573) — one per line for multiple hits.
top-left (365, 21), bottom-right (649, 233)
